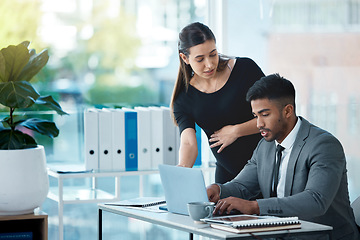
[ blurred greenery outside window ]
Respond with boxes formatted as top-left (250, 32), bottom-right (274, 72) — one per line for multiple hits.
top-left (0, 0), bottom-right (206, 162)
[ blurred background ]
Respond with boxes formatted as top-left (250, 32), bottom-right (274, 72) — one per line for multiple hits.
top-left (1, 0), bottom-right (359, 239)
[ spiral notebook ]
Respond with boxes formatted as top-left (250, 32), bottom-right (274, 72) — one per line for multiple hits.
top-left (105, 197), bottom-right (166, 207)
top-left (201, 214), bottom-right (301, 234)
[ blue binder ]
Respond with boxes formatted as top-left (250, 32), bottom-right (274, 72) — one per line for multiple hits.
top-left (124, 110), bottom-right (138, 171)
top-left (194, 124), bottom-right (202, 166)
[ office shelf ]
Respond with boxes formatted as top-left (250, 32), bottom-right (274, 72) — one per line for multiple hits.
top-left (0, 210), bottom-right (48, 240)
top-left (48, 187), bottom-right (116, 203)
top-left (47, 167), bottom-right (159, 240)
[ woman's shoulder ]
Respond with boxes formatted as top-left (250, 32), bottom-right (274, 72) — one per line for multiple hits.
top-left (174, 86), bottom-right (194, 106)
top-left (234, 57), bottom-right (263, 75)
top-left (234, 57), bottom-right (258, 65)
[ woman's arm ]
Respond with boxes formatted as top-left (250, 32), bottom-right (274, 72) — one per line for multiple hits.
top-left (177, 128), bottom-right (198, 167)
top-left (209, 118), bottom-right (258, 153)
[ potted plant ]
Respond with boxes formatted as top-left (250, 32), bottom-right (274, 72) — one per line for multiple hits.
top-left (0, 41), bottom-right (67, 215)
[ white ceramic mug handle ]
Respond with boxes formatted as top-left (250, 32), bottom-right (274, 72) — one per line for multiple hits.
top-left (205, 206), bottom-right (212, 218)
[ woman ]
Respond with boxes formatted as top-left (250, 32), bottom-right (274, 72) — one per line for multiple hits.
top-left (170, 22), bottom-right (265, 183)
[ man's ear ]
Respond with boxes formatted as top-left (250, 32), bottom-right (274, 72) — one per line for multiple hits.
top-left (283, 104), bottom-right (294, 118)
top-left (180, 53), bottom-right (189, 65)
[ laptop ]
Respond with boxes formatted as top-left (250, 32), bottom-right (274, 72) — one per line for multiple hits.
top-left (158, 164), bottom-right (209, 215)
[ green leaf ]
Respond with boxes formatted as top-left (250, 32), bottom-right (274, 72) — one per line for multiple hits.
top-left (0, 129), bottom-right (37, 150)
top-left (0, 52), bottom-right (5, 82)
top-left (29, 49), bottom-right (36, 58)
top-left (1, 118), bottom-right (10, 128)
top-left (19, 118), bottom-right (59, 138)
top-left (0, 43), bottom-right (29, 82)
top-left (0, 81), bottom-right (40, 108)
top-left (6, 117), bottom-right (26, 129)
top-left (35, 95), bottom-right (68, 116)
top-left (1, 116), bottom-right (12, 128)
top-left (16, 48), bottom-right (49, 82)
top-left (20, 41), bottom-right (30, 48)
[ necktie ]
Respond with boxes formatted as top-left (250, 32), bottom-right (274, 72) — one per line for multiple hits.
top-left (271, 144), bottom-right (285, 197)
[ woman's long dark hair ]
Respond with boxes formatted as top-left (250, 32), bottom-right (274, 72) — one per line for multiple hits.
top-left (170, 22), bottom-right (230, 124)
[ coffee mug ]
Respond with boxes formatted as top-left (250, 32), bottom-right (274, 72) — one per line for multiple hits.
top-left (187, 202), bottom-right (215, 223)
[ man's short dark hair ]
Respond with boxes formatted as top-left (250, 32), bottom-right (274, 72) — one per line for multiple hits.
top-left (246, 73), bottom-right (296, 110)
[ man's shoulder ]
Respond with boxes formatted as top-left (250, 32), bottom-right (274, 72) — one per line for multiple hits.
top-left (298, 117), bottom-right (343, 148)
top-left (299, 117), bottom-right (337, 140)
top-left (255, 137), bottom-right (273, 152)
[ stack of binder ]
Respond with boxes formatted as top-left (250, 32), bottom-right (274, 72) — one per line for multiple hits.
top-left (84, 106), bottom-right (181, 172)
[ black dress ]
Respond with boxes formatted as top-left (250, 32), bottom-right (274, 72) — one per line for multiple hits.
top-left (173, 57), bottom-right (265, 183)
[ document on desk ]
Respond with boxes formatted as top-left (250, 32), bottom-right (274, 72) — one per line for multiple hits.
top-left (105, 197), bottom-right (165, 207)
top-left (105, 197), bottom-right (167, 213)
top-left (127, 205), bottom-right (167, 213)
top-left (48, 164), bottom-right (93, 174)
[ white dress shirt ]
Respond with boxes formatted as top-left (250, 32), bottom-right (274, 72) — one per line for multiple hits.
top-left (275, 117), bottom-right (302, 198)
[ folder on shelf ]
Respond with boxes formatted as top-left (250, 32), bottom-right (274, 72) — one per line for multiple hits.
top-left (149, 107), bottom-right (164, 169)
top-left (124, 109), bottom-right (138, 171)
top-left (0, 232), bottom-right (33, 239)
top-left (84, 108), bottom-right (99, 171)
top-left (134, 107), bottom-right (152, 171)
top-left (160, 106), bottom-right (177, 166)
top-left (98, 108), bottom-right (113, 170)
top-left (111, 109), bottom-right (125, 171)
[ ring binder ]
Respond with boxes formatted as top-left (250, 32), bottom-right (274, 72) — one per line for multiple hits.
top-left (201, 214), bottom-right (301, 234)
top-left (105, 197), bottom-right (166, 208)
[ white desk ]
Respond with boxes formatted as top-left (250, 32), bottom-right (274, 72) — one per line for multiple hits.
top-left (47, 166), bottom-right (215, 240)
top-left (98, 204), bottom-right (333, 240)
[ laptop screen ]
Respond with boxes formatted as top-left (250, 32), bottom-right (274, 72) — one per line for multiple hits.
top-left (158, 164), bottom-right (209, 215)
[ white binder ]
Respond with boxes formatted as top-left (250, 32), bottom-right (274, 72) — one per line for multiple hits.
top-left (84, 108), bottom-right (99, 171)
top-left (134, 107), bottom-right (152, 171)
top-left (98, 108), bottom-right (113, 170)
top-left (149, 107), bottom-right (164, 169)
top-left (111, 109), bottom-right (125, 171)
top-left (160, 106), bottom-right (177, 166)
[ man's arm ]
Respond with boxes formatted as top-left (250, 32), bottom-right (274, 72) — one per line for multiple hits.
top-left (219, 146), bottom-right (262, 200)
top-left (206, 145), bottom-right (263, 215)
top-left (207, 183), bottom-right (260, 215)
top-left (207, 184), bottom-right (221, 203)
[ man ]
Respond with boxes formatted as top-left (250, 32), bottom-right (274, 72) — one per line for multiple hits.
top-left (207, 74), bottom-right (359, 239)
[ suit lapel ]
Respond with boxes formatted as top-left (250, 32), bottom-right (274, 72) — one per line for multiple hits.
top-left (284, 117), bottom-right (310, 196)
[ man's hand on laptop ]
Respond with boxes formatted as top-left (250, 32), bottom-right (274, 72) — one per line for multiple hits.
top-left (214, 197), bottom-right (260, 215)
top-left (207, 184), bottom-right (221, 203)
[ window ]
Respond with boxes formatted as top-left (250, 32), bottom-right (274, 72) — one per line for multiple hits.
top-left (1, 0), bottom-right (206, 239)
top-left (224, 0), bottom-right (360, 203)
top-left (4, 0), bottom-right (360, 239)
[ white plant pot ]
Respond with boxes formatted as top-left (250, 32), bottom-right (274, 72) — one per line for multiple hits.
top-left (0, 145), bottom-right (49, 215)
